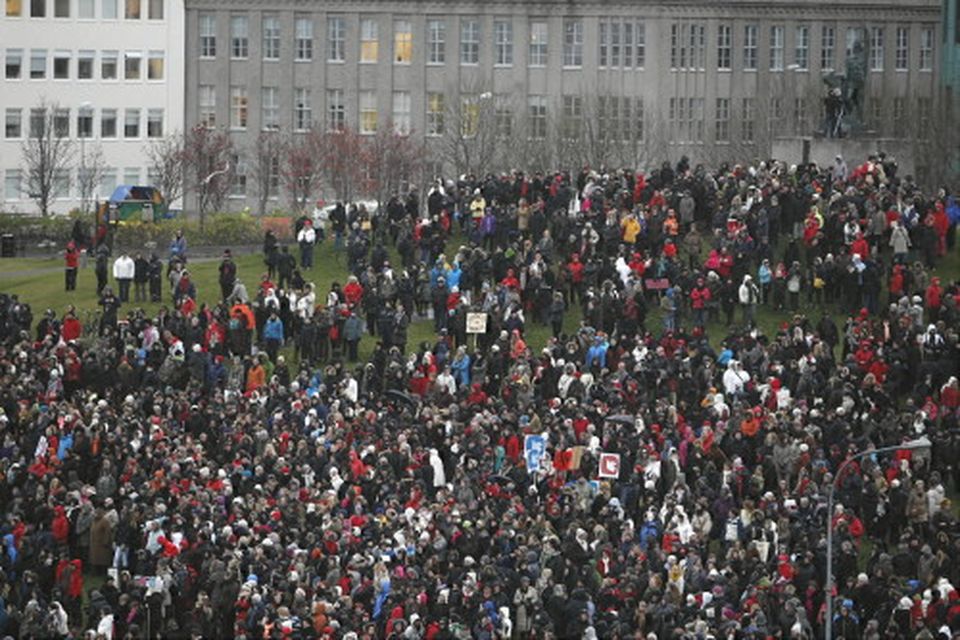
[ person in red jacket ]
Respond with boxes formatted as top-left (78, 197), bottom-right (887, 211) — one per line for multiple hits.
top-left (566, 254), bottom-right (585, 304)
top-left (926, 277), bottom-right (942, 322)
top-left (61, 308), bottom-right (82, 342)
top-left (52, 505), bottom-right (70, 545)
top-left (64, 241), bottom-right (79, 291)
top-left (690, 277), bottom-right (712, 328)
top-left (343, 275), bottom-right (364, 307)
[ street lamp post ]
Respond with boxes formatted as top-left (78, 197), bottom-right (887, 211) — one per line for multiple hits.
top-left (824, 437), bottom-right (930, 640)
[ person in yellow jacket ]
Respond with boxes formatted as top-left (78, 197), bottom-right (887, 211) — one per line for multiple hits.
top-left (469, 190), bottom-right (486, 228)
top-left (621, 212), bottom-right (641, 245)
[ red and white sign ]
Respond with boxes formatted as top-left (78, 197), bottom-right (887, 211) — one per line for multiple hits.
top-left (598, 453), bottom-right (621, 479)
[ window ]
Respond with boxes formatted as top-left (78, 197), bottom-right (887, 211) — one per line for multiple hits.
top-left (821, 26), bottom-right (835, 71)
top-left (768, 97), bottom-right (783, 136)
top-left (599, 19), bottom-right (642, 69)
top-left (392, 91), bottom-right (410, 134)
top-left (917, 97), bottom-right (931, 135)
top-left (229, 154), bottom-right (246, 197)
top-left (54, 0), bottom-right (68, 16)
top-left (231, 16), bottom-right (249, 59)
top-left (743, 25), bottom-right (758, 70)
top-left (892, 97), bottom-right (905, 128)
top-left (296, 16), bottom-right (314, 61)
top-left (147, 51), bottom-right (164, 79)
top-left (741, 98), bottom-right (755, 143)
top-left (920, 27), bottom-right (933, 71)
top-left (494, 97), bottom-right (512, 138)
top-left (360, 19), bottom-right (378, 63)
top-left (262, 86), bottom-right (279, 130)
top-left (6, 0), bottom-right (22, 16)
top-left (77, 106), bottom-right (93, 137)
top-left (5, 109), bottom-right (22, 138)
top-left (845, 27), bottom-right (863, 63)
top-left (326, 88), bottom-right (345, 131)
top-left (460, 95), bottom-right (479, 136)
top-left (690, 98), bottom-right (704, 143)
top-left (101, 108), bottom-right (117, 137)
top-left (426, 92), bottom-right (444, 135)
top-left (4, 170), bottom-right (22, 201)
top-left (124, 51), bottom-right (141, 80)
top-left (78, 50), bottom-right (94, 79)
top-left (493, 19), bottom-right (513, 66)
top-left (717, 24), bottom-right (731, 70)
top-left (796, 26), bottom-right (810, 70)
top-left (230, 85), bottom-right (248, 129)
top-left (895, 27), bottom-right (908, 70)
top-left (770, 26), bottom-right (784, 70)
top-left (793, 97), bottom-right (807, 134)
top-left (124, 108), bottom-right (140, 137)
top-left (689, 24), bottom-right (706, 69)
top-left (78, 0), bottom-right (93, 17)
top-left (427, 19), bottom-right (445, 64)
top-left (124, 0), bottom-right (139, 19)
top-left (294, 87), bottom-right (312, 131)
top-left (5, 49), bottom-right (22, 79)
top-left (634, 98), bottom-right (645, 142)
top-left (263, 15), bottom-right (280, 60)
top-left (394, 19), bottom-right (412, 63)
top-left (561, 95), bottom-right (581, 139)
top-left (359, 91), bottom-right (377, 134)
top-left (102, 0), bottom-right (116, 19)
top-left (30, 0), bottom-right (43, 16)
top-left (715, 98), bottom-right (730, 142)
top-left (199, 85), bottom-right (216, 128)
top-left (863, 28), bottom-right (882, 72)
top-left (563, 19), bottom-right (583, 67)
top-left (53, 51), bottom-right (70, 79)
top-left (30, 49), bottom-right (46, 79)
top-left (101, 50), bottom-right (118, 78)
top-left (53, 108), bottom-right (69, 137)
top-left (267, 156), bottom-right (280, 198)
top-left (147, 0), bottom-right (161, 19)
top-left (101, 169), bottom-right (117, 197)
top-left (870, 99), bottom-right (884, 133)
top-left (200, 14), bottom-right (216, 58)
top-left (529, 21), bottom-right (547, 66)
top-left (528, 95), bottom-right (547, 139)
top-left (123, 168), bottom-right (139, 186)
top-left (29, 108), bottom-right (45, 137)
top-left (671, 26), bottom-right (687, 69)
top-left (635, 22), bottom-right (646, 68)
top-left (147, 108), bottom-right (163, 137)
top-left (327, 16), bottom-right (344, 61)
top-left (53, 169), bottom-right (70, 199)
top-left (460, 18), bottom-right (479, 65)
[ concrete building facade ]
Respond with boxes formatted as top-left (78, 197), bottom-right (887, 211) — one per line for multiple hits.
top-left (1, 0), bottom-right (185, 214)
top-left (183, 0), bottom-right (941, 210)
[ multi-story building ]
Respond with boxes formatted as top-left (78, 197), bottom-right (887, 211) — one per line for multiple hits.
top-left (1, 0), bottom-right (185, 215)
top-left (179, 0), bottom-right (939, 211)
top-left (944, 0), bottom-right (960, 95)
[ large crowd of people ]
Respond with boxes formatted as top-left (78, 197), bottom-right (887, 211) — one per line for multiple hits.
top-left (0, 153), bottom-right (959, 639)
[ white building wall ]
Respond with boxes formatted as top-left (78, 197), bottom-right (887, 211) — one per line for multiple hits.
top-left (0, 0), bottom-right (185, 214)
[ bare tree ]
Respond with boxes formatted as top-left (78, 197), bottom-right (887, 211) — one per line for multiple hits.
top-left (76, 143), bottom-right (107, 215)
top-left (145, 133), bottom-right (186, 207)
top-left (909, 96), bottom-right (960, 191)
top-left (281, 128), bottom-right (324, 213)
top-left (182, 125), bottom-right (233, 227)
top-left (322, 128), bottom-right (365, 203)
top-left (362, 123), bottom-right (426, 212)
top-left (20, 100), bottom-right (75, 216)
top-left (437, 80), bottom-right (499, 178)
top-left (248, 131), bottom-right (283, 216)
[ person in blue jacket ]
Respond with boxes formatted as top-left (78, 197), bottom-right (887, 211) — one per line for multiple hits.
top-left (263, 312), bottom-right (284, 363)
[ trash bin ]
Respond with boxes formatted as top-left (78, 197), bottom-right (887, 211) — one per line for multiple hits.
top-left (0, 234), bottom-right (14, 258)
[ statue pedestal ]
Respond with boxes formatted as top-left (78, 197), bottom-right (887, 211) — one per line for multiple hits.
top-left (771, 136), bottom-right (916, 175)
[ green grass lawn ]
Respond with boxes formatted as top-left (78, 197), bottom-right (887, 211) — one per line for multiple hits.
top-left (1, 235), bottom-right (958, 363)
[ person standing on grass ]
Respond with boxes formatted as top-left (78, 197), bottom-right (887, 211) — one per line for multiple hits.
top-left (64, 241), bottom-right (79, 292)
top-left (263, 312), bottom-right (284, 363)
top-left (148, 253), bottom-right (163, 302)
top-left (112, 252), bottom-right (135, 303)
top-left (133, 253), bottom-right (149, 303)
top-left (297, 219), bottom-right (317, 269)
top-left (218, 250), bottom-right (237, 302)
top-left (95, 244), bottom-right (110, 295)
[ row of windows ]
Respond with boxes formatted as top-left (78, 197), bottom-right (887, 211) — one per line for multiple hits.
top-left (4, 48), bottom-right (165, 81)
top-left (4, 0), bottom-right (163, 19)
top-left (675, 23), bottom-right (934, 72)
top-left (197, 14), bottom-right (935, 73)
top-left (200, 14), bottom-right (586, 66)
top-left (4, 106), bottom-right (164, 139)
top-left (3, 166), bottom-right (156, 202)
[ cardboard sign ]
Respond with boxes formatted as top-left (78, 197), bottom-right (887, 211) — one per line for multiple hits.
top-left (466, 312), bottom-right (488, 334)
top-left (598, 452), bottom-right (621, 479)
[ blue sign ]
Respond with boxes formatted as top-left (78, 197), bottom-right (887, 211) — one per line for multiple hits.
top-left (524, 435), bottom-right (546, 473)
